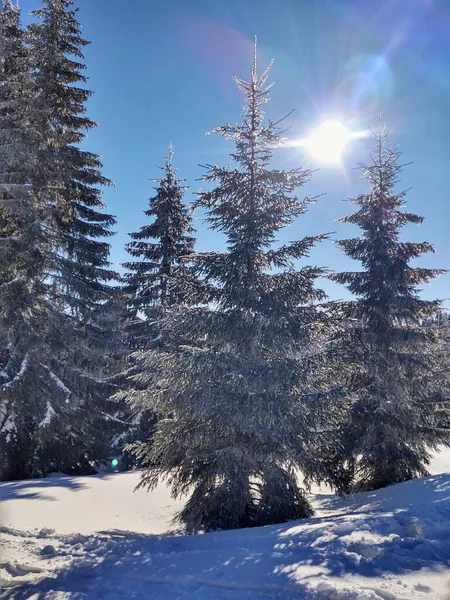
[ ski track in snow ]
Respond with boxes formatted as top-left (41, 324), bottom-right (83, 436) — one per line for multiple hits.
top-left (0, 449), bottom-right (449, 599)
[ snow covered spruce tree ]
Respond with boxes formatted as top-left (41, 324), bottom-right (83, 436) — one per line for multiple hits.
top-left (0, 1), bottom-right (85, 479)
top-left (27, 0), bottom-right (117, 315)
top-left (123, 145), bottom-right (196, 349)
top-left (0, 0), bottom-right (39, 300)
top-left (330, 125), bottom-right (450, 492)
top-left (130, 42), bottom-right (344, 531)
top-left (0, 0), bottom-right (48, 479)
top-left (24, 0), bottom-right (122, 473)
top-left (0, 0), bottom-right (120, 480)
top-left (119, 146), bottom-right (197, 463)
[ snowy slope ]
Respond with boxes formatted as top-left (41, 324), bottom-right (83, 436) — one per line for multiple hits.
top-left (0, 447), bottom-right (449, 600)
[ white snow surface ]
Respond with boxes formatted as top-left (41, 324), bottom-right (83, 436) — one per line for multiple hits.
top-left (0, 448), bottom-right (449, 600)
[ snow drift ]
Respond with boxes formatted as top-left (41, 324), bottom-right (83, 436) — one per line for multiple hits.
top-left (0, 447), bottom-right (449, 599)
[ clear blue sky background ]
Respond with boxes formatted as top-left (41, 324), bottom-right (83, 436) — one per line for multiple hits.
top-left (20, 0), bottom-right (450, 304)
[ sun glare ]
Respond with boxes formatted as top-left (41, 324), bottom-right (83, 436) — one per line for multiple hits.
top-left (304, 120), bottom-right (351, 163)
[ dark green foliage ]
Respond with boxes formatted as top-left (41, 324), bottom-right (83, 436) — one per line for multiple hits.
top-left (26, 0), bottom-right (121, 471)
top-left (0, 0), bottom-right (120, 480)
top-left (128, 42), bottom-right (343, 531)
top-left (123, 144), bottom-right (197, 347)
top-left (27, 0), bottom-right (117, 315)
top-left (330, 126), bottom-right (450, 492)
top-left (0, 0), bottom-right (49, 480)
top-left (0, 0), bottom-right (43, 308)
top-left (119, 146), bottom-right (197, 465)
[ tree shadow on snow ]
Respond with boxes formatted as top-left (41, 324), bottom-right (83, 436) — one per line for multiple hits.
top-left (0, 472), bottom-right (116, 502)
top-left (2, 473), bottom-right (450, 599)
top-left (0, 527), bottom-right (310, 600)
top-left (314, 473), bottom-right (450, 517)
top-left (270, 471), bottom-right (450, 584)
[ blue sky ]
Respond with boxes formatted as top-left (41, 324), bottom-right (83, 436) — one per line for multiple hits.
top-left (20, 0), bottom-right (450, 304)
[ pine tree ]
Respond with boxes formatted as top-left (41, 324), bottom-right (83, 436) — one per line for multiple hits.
top-left (0, 0), bottom-right (120, 480)
top-left (119, 146), bottom-right (197, 463)
top-left (123, 144), bottom-right (196, 348)
top-left (330, 125), bottom-right (450, 492)
top-left (0, 1), bottom-right (82, 480)
top-left (0, 0), bottom-right (40, 290)
top-left (129, 41), bottom-right (342, 531)
top-left (27, 0), bottom-right (117, 316)
top-left (24, 0), bottom-right (121, 471)
top-left (0, 0), bottom-right (51, 479)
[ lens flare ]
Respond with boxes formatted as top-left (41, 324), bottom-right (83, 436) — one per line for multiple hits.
top-left (335, 54), bottom-right (394, 114)
top-left (304, 120), bottom-right (350, 163)
top-left (291, 120), bottom-right (369, 165)
top-left (111, 459), bottom-right (119, 468)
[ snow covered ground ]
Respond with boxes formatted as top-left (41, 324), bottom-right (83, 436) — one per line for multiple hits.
top-left (0, 448), bottom-right (449, 600)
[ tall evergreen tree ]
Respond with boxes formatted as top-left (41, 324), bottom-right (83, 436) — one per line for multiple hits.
top-left (129, 42), bottom-right (343, 531)
top-left (330, 126), bottom-right (450, 491)
top-left (119, 146), bottom-right (197, 462)
top-left (25, 0), bottom-right (121, 465)
top-left (0, 0), bottom-right (120, 480)
top-left (0, 0), bottom-right (50, 479)
top-left (0, 0), bottom-right (41, 292)
top-left (27, 0), bottom-right (117, 316)
top-left (123, 144), bottom-right (197, 349)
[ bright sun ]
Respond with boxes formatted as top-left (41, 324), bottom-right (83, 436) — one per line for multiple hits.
top-left (304, 120), bottom-right (351, 163)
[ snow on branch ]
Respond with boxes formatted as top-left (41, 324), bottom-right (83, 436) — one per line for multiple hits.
top-left (1, 354), bottom-right (29, 390)
top-left (38, 401), bottom-right (57, 428)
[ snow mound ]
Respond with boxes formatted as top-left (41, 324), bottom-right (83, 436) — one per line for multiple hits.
top-left (0, 447), bottom-right (449, 599)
